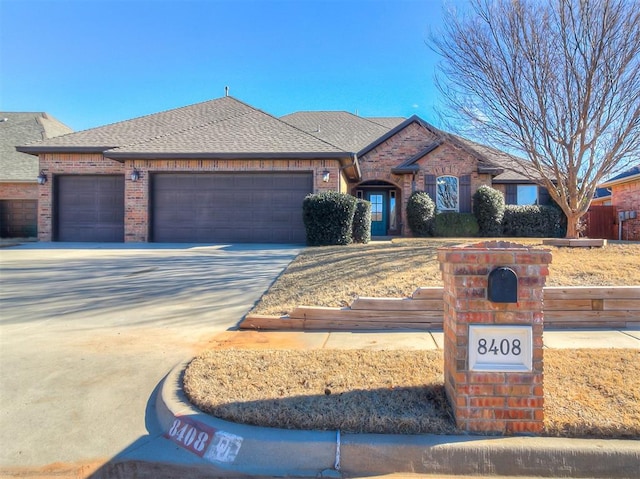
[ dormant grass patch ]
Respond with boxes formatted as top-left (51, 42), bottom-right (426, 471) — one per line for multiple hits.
top-left (184, 349), bottom-right (640, 438)
top-left (251, 239), bottom-right (640, 316)
top-left (184, 240), bottom-right (640, 438)
top-left (184, 350), bottom-right (454, 435)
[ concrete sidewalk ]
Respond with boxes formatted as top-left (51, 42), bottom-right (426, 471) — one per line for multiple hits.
top-left (95, 328), bottom-right (640, 479)
top-left (205, 328), bottom-right (640, 351)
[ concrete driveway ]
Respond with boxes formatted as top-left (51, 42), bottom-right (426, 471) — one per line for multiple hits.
top-left (0, 243), bottom-right (300, 476)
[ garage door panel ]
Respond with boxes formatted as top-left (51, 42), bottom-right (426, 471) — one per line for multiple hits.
top-left (0, 200), bottom-right (38, 238)
top-left (56, 176), bottom-right (124, 242)
top-left (152, 172), bottom-right (312, 243)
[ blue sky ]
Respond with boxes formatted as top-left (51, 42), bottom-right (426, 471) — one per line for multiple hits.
top-left (0, 0), bottom-right (462, 132)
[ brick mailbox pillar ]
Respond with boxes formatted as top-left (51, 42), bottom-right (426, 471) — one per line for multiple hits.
top-left (437, 241), bottom-right (552, 434)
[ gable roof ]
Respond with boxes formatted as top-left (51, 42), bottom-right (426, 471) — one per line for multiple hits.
top-left (362, 115), bottom-right (539, 182)
top-left (1, 112), bottom-right (73, 182)
top-left (280, 111), bottom-right (397, 153)
top-left (14, 97), bottom-right (543, 184)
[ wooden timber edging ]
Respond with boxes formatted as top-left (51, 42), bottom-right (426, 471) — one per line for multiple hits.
top-left (239, 286), bottom-right (640, 331)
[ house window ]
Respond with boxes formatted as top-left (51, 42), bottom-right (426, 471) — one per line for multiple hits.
top-left (370, 194), bottom-right (383, 222)
top-left (516, 185), bottom-right (538, 205)
top-left (437, 176), bottom-right (459, 212)
top-left (389, 191), bottom-right (397, 230)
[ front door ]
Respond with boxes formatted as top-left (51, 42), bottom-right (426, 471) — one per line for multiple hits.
top-left (366, 191), bottom-right (387, 236)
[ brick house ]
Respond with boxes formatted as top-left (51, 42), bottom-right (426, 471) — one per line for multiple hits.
top-left (16, 96), bottom-right (545, 243)
top-left (0, 112), bottom-right (73, 238)
top-left (597, 165), bottom-right (640, 241)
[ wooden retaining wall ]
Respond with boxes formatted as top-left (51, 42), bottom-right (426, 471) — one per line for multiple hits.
top-left (239, 286), bottom-right (640, 331)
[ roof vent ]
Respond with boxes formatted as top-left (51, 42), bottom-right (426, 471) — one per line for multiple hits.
top-left (225, 86), bottom-right (229, 97)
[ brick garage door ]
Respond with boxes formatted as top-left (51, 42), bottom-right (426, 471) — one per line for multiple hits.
top-left (55, 175), bottom-right (124, 242)
top-left (0, 200), bottom-right (37, 238)
top-left (151, 173), bottom-right (312, 243)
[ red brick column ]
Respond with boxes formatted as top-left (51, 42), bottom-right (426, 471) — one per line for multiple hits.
top-left (437, 241), bottom-right (552, 434)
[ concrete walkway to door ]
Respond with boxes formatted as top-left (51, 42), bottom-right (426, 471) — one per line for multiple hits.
top-left (0, 242), bottom-right (301, 476)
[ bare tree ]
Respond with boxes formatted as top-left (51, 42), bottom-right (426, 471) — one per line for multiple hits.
top-left (431, 0), bottom-right (640, 238)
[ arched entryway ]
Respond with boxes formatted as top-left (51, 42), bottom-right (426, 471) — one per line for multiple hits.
top-left (353, 180), bottom-right (401, 237)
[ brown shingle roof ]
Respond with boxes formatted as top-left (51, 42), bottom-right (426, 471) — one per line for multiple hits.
top-left (105, 108), bottom-right (347, 159)
top-left (18, 97), bottom-right (348, 159)
top-left (450, 135), bottom-right (543, 182)
top-left (366, 117), bottom-right (406, 129)
top-left (280, 111), bottom-right (396, 153)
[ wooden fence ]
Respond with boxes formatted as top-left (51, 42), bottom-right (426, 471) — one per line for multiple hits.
top-left (240, 286), bottom-right (640, 331)
top-left (586, 205), bottom-right (617, 240)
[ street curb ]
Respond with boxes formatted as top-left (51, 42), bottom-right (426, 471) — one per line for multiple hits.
top-left (158, 361), bottom-right (640, 478)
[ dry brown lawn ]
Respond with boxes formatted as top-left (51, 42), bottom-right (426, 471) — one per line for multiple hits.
top-left (185, 240), bottom-right (640, 439)
top-left (251, 239), bottom-right (640, 316)
top-left (184, 348), bottom-right (640, 438)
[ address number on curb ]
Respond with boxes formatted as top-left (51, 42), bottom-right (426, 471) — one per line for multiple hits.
top-left (165, 417), bottom-right (214, 457)
top-left (468, 325), bottom-right (533, 372)
top-left (164, 416), bottom-right (244, 463)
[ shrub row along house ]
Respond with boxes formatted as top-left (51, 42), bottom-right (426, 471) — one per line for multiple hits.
top-left (14, 96), bottom-right (549, 243)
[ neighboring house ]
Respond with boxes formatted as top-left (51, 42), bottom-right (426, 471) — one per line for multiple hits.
top-left (17, 96), bottom-right (545, 243)
top-left (0, 112), bottom-right (73, 238)
top-left (597, 165), bottom-right (640, 241)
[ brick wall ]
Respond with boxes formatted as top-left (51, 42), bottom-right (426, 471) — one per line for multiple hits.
top-left (37, 153), bottom-right (338, 241)
top-left (358, 122), bottom-right (493, 235)
top-left (0, 182), bottom-right (38, 200)
top-left (612, 179), bottom-right (640, 241)
top-left (438, 241), bottom-right (551, 434)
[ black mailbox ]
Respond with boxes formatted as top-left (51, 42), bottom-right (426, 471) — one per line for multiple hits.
top-left (487, 267), bottom-right (518, 303)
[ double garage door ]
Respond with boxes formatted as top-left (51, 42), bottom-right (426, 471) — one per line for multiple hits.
top-left (55, 173), bottom-right (312, 243)
top-left (151, 172), bottom-right (312, 243)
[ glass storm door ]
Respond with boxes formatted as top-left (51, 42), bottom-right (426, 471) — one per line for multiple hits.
top-left (366, 191), bottom-right (387, 236)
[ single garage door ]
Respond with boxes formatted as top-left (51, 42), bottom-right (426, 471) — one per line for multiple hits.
top-left (55, 175), bottom-right (124, 242)
top-left (0, 200), bottom-right (37, 238)
top-left (152, 172), bottom-right (312, 243)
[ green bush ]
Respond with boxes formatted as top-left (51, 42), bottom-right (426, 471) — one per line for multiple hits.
top-left (302, 191), bottom-right (357, 246)
top-left (473, 185), bottom-right (505, 237)
top-left (406, 191), bottom-right (436, 237)
top-left (352, 199), bottom-right (372, 244)
top-left (502, 205), bottom-right (565, 237)
top-left (433, 212), bottom-right (479, 237)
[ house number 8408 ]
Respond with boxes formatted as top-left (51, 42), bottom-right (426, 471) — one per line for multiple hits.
top-left (477, 338), bottom-right (522, 356)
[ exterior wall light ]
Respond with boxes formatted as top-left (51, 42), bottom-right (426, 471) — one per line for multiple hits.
top-left (37, 170), bottom-right (48, 185)
top-left (130, 168), bottom-right (141, 182)
top-left (322, 169), bottom-right (330, 183)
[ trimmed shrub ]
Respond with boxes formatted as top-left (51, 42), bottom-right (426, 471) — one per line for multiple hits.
top-left (302, 191), bottom-right (357, 246)
top-left (502, 205), bottom-right (565, 237)
top-left (473, 185), bottom-right (505, 237)
top-left (406, 191), bottom-right (436, 237)
top-left (352, 199), bottom-right (372, 244)
top-left (433, 212), bottom-right (479, 237)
